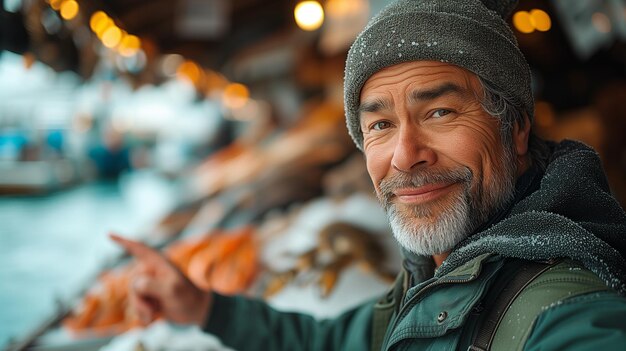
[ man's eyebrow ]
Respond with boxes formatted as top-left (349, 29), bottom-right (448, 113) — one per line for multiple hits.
top-left (358, 82), bottom-right (468, 115)
top-left (408, 82), bottom-right (467, 102)
top-left (358, 97), bottom-right (393, 115)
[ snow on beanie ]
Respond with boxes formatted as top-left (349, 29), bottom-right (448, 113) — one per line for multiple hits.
top-left (344, 0), bottom-right (533, 149)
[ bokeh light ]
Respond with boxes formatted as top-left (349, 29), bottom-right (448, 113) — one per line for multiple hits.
top-left (530, 9), bottom-right (551, 32)
top-left (160, 54), bottom-right (184, 77)
top-left (118, 34), bottom-right (141, 57)
top-left (513, 11), bottom-right (534, 34)
top-left (90, 11), bottom-right (108, 32)
top-left (59, 0), bottom-right (79, 20)
top-left (513, 9), bottom-right (552, 34)
top-left (49, 0), bottom-right (64, 11)
top-left (222, 83), bottom-right (250, 110)
top-left (102, 26), bottom-right (123, 48)
top-left (294, 1), bottom-right (324, 31)
top-left (326, 0), bottom-right (361, 17)
top-left (176, 60), bottom-right (202, 85)
top-left (91, 13), bottom-right (113, 39)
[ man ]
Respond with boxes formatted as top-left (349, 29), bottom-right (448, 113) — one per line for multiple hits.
top-left (113, 0), bottom-right (626, 349)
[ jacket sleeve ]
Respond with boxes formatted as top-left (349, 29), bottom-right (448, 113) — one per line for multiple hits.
top-left (523, 291), bottom-right (626, 350)
top-left (203, 292), bottom-right (375, 351)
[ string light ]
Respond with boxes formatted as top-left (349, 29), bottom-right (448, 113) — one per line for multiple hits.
top-left (59, 0), bottom-right (79, 20)
top-left (513, 9), bottom-right (552, 34)
top-left (513, 11), bottom-right (534, 33)
top-left (530, 9), bottom-right (551, 32)
top-left (90, 11), bottom-right (108, 33)
top-left (102, 26), bottom-right (122, 48)
top-left (177, 60), bottom-right (202, 85)
top-left (49, 0), bottom-right (64, 11)
top-left (91, 14), bottom-right (113, 39)
top-left (118, 34), bottom-right (141, 57)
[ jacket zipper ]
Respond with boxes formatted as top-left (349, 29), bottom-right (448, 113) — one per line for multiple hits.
top-left (382, 274), bottom-right (479, 350)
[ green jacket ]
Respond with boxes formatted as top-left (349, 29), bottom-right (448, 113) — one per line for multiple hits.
top-left (204, 254), bottom-right (626, 350)
top-left (204, 141), bottom-right (626, 350)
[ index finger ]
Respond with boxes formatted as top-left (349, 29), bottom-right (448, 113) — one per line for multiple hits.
top-left (109, 233), bottom-right (166, 263)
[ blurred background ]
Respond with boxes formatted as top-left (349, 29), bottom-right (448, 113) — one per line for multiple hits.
top-left (1, 0), bottom-right (625, 350)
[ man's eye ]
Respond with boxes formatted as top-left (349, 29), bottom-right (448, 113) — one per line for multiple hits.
top-left (432, 109), bottom-right (452, 118)
top-left (371, 121), bottom-right (391, 131)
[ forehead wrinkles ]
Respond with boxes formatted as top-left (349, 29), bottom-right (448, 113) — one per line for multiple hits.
top-left (361, 63), bottom-right (476, 101)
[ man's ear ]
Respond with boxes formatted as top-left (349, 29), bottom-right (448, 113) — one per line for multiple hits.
top-left (512, 114), bottom-right (531, 157)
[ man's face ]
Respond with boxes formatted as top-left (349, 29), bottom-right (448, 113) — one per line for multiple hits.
top-left (359, 61), bottom-right (522, 256)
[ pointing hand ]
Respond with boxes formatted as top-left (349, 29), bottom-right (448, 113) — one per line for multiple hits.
top-left (109, 233), bottom-right (212, 326)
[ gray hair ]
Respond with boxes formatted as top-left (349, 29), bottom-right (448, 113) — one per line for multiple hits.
top-left (478, 77), bottom-right (549, 171)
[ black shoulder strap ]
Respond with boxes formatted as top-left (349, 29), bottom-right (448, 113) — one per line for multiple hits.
top-left (468, 259), bottom-right (557, 351)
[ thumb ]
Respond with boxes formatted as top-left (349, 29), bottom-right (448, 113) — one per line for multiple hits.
top-left (129, 274), bottom-right (165, 324)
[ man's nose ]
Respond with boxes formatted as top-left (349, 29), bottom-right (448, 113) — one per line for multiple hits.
top-left (391, 127), bottom-right (437, 172)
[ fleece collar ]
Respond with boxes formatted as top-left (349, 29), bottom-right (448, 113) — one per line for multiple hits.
top-left (437, 140), bottom-right (626, 294)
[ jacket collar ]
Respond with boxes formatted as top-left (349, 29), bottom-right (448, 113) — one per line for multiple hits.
top-left (387, 253), bottom-right (505, 348)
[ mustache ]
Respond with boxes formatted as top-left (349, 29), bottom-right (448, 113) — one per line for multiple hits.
top-left (377, 168), bottom-right (472, 205)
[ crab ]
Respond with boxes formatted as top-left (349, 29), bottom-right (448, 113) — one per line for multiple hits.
top-left (263, 222), bottom-right (397, 298)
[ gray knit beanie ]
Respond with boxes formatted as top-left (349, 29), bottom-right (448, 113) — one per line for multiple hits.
top-left (344, 0), bottom-right (533, 149)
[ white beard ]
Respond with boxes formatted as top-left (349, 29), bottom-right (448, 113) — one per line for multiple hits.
top-left (378, 148), bottom-right (517, 256)
top-left (386, 184), bottom-right (473, 256)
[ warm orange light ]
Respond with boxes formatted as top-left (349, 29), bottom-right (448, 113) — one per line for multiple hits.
top-left (118, 34), bottom-right (141, 57)
top-left (102, 26), bottom-right (123, 48)
top-left (176, 60), bottom-right (202, 85)
top-left (60, 0), bottom-right (79, 20)
top-left (513, 11), bottom-right (534, 34)
top-left (514, 9), bottom-right (552, 34)
top-left (90, 11), bottom-right (108, 32)
top-left (530, 9), bottom-right (551, 32)
top-left (91, 13), bottom-right (113, 38)
top-left (294, 1), bottom-right (324, 31)
top-left (50, 0), bottom-right (64, 11)
top-left (222, 83), bottom-right (250, 109)
top-left (326, 0), bottom-right (359, 17)
top-left (97, 20), bottom-right (114, 39)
